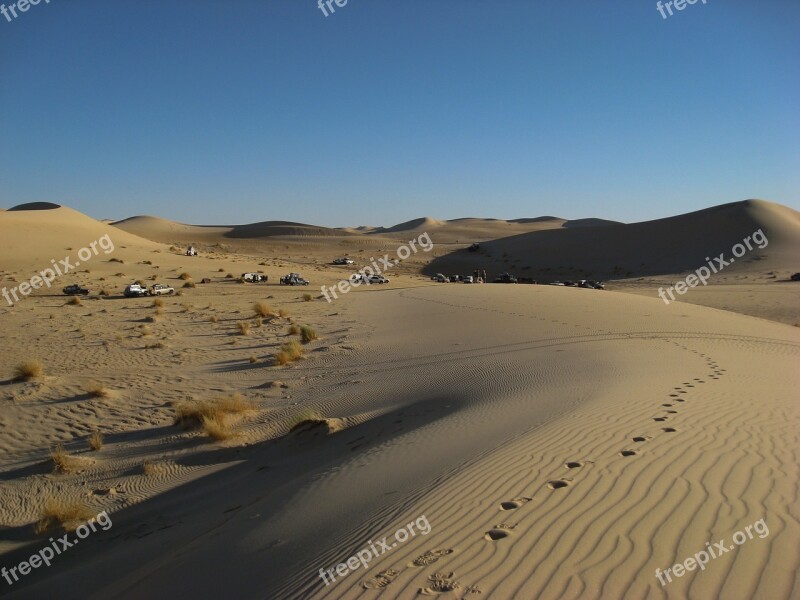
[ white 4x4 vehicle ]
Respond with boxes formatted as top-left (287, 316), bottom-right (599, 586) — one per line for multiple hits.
top-left (149, 284), bottom-right (175, 296)
top-left (124, 283), bottom-right (149, 298)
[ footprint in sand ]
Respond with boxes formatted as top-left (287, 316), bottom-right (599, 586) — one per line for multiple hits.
top-left (410, 549), bottom-right (454, 567)
top-left (631, 436), bottom-right (650, 443)
top-left (547, 479), bottom-right (570, 489)
top-left (419, 573), bottom-right (461, 595)
top-left (653, 417), bottom-right (668, 422)
top-left (499, 497), bottom-right (532, 511)
top-left (619, 449), bottom-right (638, 457)
top-left (565, 460), bottom-right (588, 469)
top-left (484, 524), bottom-right (516, 541)
top-left (362, 568), bottom-right (400, 590)
top-left (662, 427), bottom-right (677, 433)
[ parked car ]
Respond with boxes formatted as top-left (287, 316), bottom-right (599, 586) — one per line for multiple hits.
top-left (63, 284), bottom-right (89, 296)
top-left (450, 275), bottom-right (462, 282)
top-left (791, 273), bottom-right (800, 282)
top-left (562, 280), bottom-right (578, 287)
top-left (433, 273), bottom-right (449, 283)
top-left (280, 273), bottom-right (309, 286)
top-left (241, 273), bottom-right (267, 283)
top-left (124, 283), bottom-right (149, 297)
top-left (368, 275), bottom-right (389, 284)
top-left (149, 283), bottom-right (175, 296)
top-left (578, 280), bottom-right (605, 290)
top-left (468, 243), bottom-right (480, 252)
top-left (493, 273), bottom-right (518, 283)
top-left (550, 281), bottom-right (566, 286)
top-left (518, 277), bottom-right (538, 284)
top-left (463, 276), bottom-right (474, 283)
top-left (332, 258), bottom-right (354, 265)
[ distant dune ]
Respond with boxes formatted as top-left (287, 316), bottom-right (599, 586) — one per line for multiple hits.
top-left (426, 199), bottom-right (800, 280)
top-left (0, 205), bottom-right (158, 269)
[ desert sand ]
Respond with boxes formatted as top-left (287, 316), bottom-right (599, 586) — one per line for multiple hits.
top-left (0, 200), bottom-right (798, 600)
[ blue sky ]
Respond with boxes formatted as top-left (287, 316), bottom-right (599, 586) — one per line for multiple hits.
top-left (0, 0), bottom-right (797, 227)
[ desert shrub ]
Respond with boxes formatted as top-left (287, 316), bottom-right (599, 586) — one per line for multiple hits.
top-left (202, 416), bottom-right (233, 441)
top-left (173, 393), bottom-right (252, 429)
top-left (86, 383), bottom-right (112, 398)
top-left (179, 272), bottom-right (192, 280)
top-left (274, 340), bottom-right (303, 365)
top-left (288, 324), bottom-right (300, 336)
top-left (35, 499), bottom-right (94, 534)
top-left (278, 308), bottom-right (288, 319)
top-left (50, 444), bottom-right (80, 473)
top-left (88, 431), bottom-right (103, 451)
top-left (152, 298), bottom-right (164, 308)
top-left (254, 301), bottom-right (273, 317)
top-left (183, 281), bottom-right (196, 288)
top-left (210, 315), bottom-right (218, 323)
top-left (67, 297), bottom-right (82, 306)
top-left (14, 360), bottom-right (43, 381)
top-left (249, 356), bottom-right (258, 364)
top-left (302, 293), bottom-right (313, 302)
top-left (300, 325), bottom-right (318, 344)
top-left (237, 321), bottom-right (251, 335)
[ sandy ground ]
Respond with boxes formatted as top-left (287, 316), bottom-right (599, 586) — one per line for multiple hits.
top-left (1, 203), bottom-right (798, 600)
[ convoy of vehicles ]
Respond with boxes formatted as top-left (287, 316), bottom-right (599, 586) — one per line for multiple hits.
top-left (123, 283), bottom-right (149, 297)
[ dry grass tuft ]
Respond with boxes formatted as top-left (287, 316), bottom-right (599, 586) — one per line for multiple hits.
top-left (183, 281), bottom-right (196, 288)
top-left (253, 301), bottom-right (273, 318)
top-left (288, 324), bottom-right (300, 336)
top-left (209, 314), bottom-right (218, 323)
top-left (249, 356), bottom-right (258, 364)
top-left (86, 382), bottom-right (113, 398)
top-left (88, 431), bottom-right (103, 451)
top-left (300, 325), bottom-right (318, 344)
top-left (173, 393), bottom-right (253, 439)
top-left (237, 321), bottom-right (252, 335)
top-left (14, 360), bottom-right (43, 381)
top-left (50, 444), bottom-right (82, 473)
top-left (152, 297), bottom-right (164, 308)
top-left (202, 416), bottom-right (234, 441)
top-left (66, 296), bottom-right (82, 306)
top-left (278, 308), bottom-right (289, 319)
top-left (35, 498), bottom-right (94, 534)
top-left (302, 293), bottom-right (313, 302)
top-left (179, 272), bottom-right (192, 280)
top-left (274, 340), bottom-right (304, 366)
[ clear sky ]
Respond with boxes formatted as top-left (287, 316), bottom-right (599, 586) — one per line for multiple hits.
top-left (0, 0), bottom-right (797, 227)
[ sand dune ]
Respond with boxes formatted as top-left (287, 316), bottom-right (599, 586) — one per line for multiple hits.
top-left (426, 199), bottom-right (800, 282)
top-left (0, 200), bottom-right (798, 600)
top-left (2, 284), bottom-right (797, 600)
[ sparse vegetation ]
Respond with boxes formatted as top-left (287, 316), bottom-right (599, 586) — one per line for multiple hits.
top-left (179, 272), bottom-right (192, 280)
top-left (14, 360), bottom-right (43, 381)
top-left (35, 498), bottom-right (94, 534)
top-left (302, 293), bottom-right (313, 302)
top-left (50, 444), bottom-right (81, 473)
top-left (88, 431), bottom-right (103, 451)
top-left (210, 314), bottom-right (219, 323)
top-left (183, 281), bottom-right (196, 288)
top-left (254, 301), bottom-right (273, 318)
top-left (237, 321), bottom-right (252, 335)
top-left (288, 324), bottom-right (300, 336)
top-left (152, 297), bottom-right (164, 308)
top-left (274, 340), bottom-right (304, 365)
top-left (278, 308), bottom-right (289, 319)
top-left (249, 355), bottom-right (258, 364)
top-left (86, 382), bottom-right (112, 398)
top-left (173, 393), bottom-right (253, 441)
top-left (142, 460), bottom-right (174, 476)
top-left (300, 325), bottom-right (318, 344)
top-left (66, 296), bottom-right (82, 306)
top-left (288, 408), bottom-right (326, 432)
